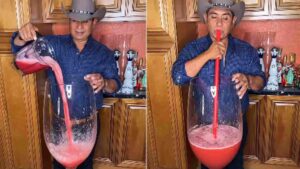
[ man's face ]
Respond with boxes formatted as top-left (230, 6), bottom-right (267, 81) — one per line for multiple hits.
top-left (204, 8), bottom-right (237, 41)
top-left (70, 19), bottom-right (96, 43)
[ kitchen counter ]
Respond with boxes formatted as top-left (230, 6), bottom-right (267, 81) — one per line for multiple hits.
top-left (249, 86), bottom-right (300, 95)
top-left (104, 90), bottom-right (146, 98)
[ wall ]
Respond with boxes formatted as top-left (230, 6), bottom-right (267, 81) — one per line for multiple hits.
top-left (52, 21), bottom-right (146, 59)
top-left (197, 19), bottom-right (300, 65)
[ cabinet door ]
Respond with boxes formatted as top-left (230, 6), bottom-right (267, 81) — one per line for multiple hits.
top-left (0, 0), bottom-right (44, 168)
top-left (244, 95), bottom-right (265, 162)
top-left (94, 98), bottom-right (146, 169)
top-left (147, 0), bottom-right (190, 169)
top-left (186, 0), bottom-right (269, 21)
top-left (126, 0), bottom-right (146, 20)
top-left (270, 0), bottom-right (300, 19)
top-left (94, 98), bottom-right (119, 166)
top-left (245, 95), bottom-right (300, 169)
top-left (41, 0), bottom-right (126, 23)
top-left (263, 96), bottom-right (300, 167)
top-left (115, 98), bottom-right (146, 168)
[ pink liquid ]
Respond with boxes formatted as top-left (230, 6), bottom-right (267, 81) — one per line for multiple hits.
top-left (188, 125), bottom-right (242, 169)
top-left (48, 139), bottom-right (95, 168)
top-left (16, 55), bottom-right (73, 144)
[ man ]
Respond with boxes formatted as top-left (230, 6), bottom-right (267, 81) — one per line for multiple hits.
top-left (11, 0), bottom-right (121, 168)
top-left (172, 0), bottom-right (266, 168)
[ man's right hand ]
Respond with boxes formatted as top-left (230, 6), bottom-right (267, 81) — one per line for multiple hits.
top-left (205, 41), bottom-right (226, 60)
top-left (14, 23), bottom-right (39, 46)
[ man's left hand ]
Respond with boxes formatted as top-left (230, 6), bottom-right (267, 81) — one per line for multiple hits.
top-left (232, 73), bottom-right (249, 99)
top-left (84, 73), bottom-right (106, 93)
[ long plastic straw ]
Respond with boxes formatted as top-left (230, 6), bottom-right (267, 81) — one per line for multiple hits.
top-left (213, 29), bottom-right (221, 139)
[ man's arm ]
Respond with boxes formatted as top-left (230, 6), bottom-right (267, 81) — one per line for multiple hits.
top-left (185, 41), bottom-right (226, 77)
top-left (232, 47), bottom-right (266, 99)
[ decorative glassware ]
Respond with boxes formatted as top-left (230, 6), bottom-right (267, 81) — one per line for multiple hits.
top-left (187, 75), bottom-right (243, 169)
top-left (118, 34), bottom-right (132, 82)
top-left (43, 80), bottom-right (97, 169)
top-left (266, 47), bottom-right (280, 90)
top-left (121, 49), bottom-right (136, 94)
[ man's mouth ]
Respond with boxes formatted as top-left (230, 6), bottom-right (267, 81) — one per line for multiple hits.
top-left (76, 31), bottom-right (84, 34)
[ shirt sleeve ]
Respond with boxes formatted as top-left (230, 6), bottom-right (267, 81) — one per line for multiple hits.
top-left (246, 47), bottom-right (267, 88)
top-left (172, 42), bottom-right (198, 85)
top-left (100, 47), bottom-right (122, 92)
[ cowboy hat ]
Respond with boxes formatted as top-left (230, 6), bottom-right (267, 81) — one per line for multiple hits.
top-left (62, 0), bottom-right (106, 21)
top-left (198, 0), bottom-right (245, 25)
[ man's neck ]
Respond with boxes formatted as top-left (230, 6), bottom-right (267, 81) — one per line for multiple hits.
top-left (73, 39), bottom-right (88, 52)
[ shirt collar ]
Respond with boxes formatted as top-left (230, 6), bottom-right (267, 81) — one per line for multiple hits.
top-left (68, 34), bottom-right (94, 55)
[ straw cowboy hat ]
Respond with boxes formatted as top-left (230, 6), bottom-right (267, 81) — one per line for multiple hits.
top-left (62, 0), bottom-right (106, 21)
top-left (198, 0), bottom-right (245, 25)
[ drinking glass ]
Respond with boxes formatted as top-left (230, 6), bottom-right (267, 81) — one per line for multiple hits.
top-left (43, 79), bottom-right (97, 169)
top-left (187, 75), bottom-right (243, 169)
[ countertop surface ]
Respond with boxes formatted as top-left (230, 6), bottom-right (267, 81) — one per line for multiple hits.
top-left (249, 86), bottom-right (300, 95)
top-left (103, 86), bottom-right (300, 98)
top-left (104, 90), bottom-right (146, 99)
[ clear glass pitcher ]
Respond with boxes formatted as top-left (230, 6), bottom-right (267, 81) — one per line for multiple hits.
top-left (187, 75), bottom-right (243, 169)
top-left (14, 37), bottom-right (55, 74)
top-left (43, 79), bottom-right (97, 169)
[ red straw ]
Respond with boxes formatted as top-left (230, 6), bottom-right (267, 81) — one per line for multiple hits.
top-left (213, 29), bottom-right (221, 139)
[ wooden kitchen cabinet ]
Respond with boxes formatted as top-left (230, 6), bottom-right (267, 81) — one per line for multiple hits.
top-left (184, 0), bottom-right (300, 21)
top-left (185, 0), bottom-right (268, 21)
top-left (244, 95), bottom-right (300, 169)
top-left (270, 0), bottom-right (300, 19)
top-left (0, 0), bottom-right (46, 168)
top-left (32, 0), bottom-right (145, 23)
top-left (147, 0), bottom-right (199, 169)
top-left (94, 98), bottom-right (146, 169)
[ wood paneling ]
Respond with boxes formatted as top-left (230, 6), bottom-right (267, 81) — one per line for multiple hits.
top-left (185, 0), bottom-right (269, 21)
top-left (94, 98), bottom-right (146, 169)
top-left (0, 32), bottom-right (13, 54)
top-left (245, 95), bottom-right (300, 169)
top-left (264, 96), bottom-right (300, 166)
top-left (0, 0), bottom-right (44, 168)
top-left (127, 0), bottom-right (146, 18)
top-left (147, 0), bottom-right (190, 169)
top-left (270, 0), bottom-right (300, 17)
top-left (117, 99), bottom-right (146, 168)
top-left (0, 55), bottom-right (43, 169)
top-left (185, 0), bottom-right (300, 21)
top-left (0, 0), bottom-right (18, 30)
top-left (38, 0), bottom-right (145, 22)
top-left (244, 95), bottom-right (265, 162)
top-left (95, 98), bottom-right (119, 165)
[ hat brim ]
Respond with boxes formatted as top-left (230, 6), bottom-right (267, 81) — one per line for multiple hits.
top-left (197, 0), bottom-right (245, 25)
top-left (62, 5), bottom-right (106, 21)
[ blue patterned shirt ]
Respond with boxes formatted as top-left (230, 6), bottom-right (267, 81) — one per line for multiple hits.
top-left (11, 33), bottom-right (121, 112)
top-left (172, 34), bottom-right (266, 113)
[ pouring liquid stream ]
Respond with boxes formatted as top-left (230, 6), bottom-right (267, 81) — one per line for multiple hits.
top-left (15, 40), bottom-right (74, 147)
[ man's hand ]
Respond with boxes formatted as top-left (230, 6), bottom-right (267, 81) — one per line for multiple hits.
top-left (232, 73), bottom-right (249, 99)
top-left (14, 23), bottom-right (39, 46)
top-left (84, 73), bottom-right (107, 93)
top-left (206, 41), bottom-right (226, 60)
